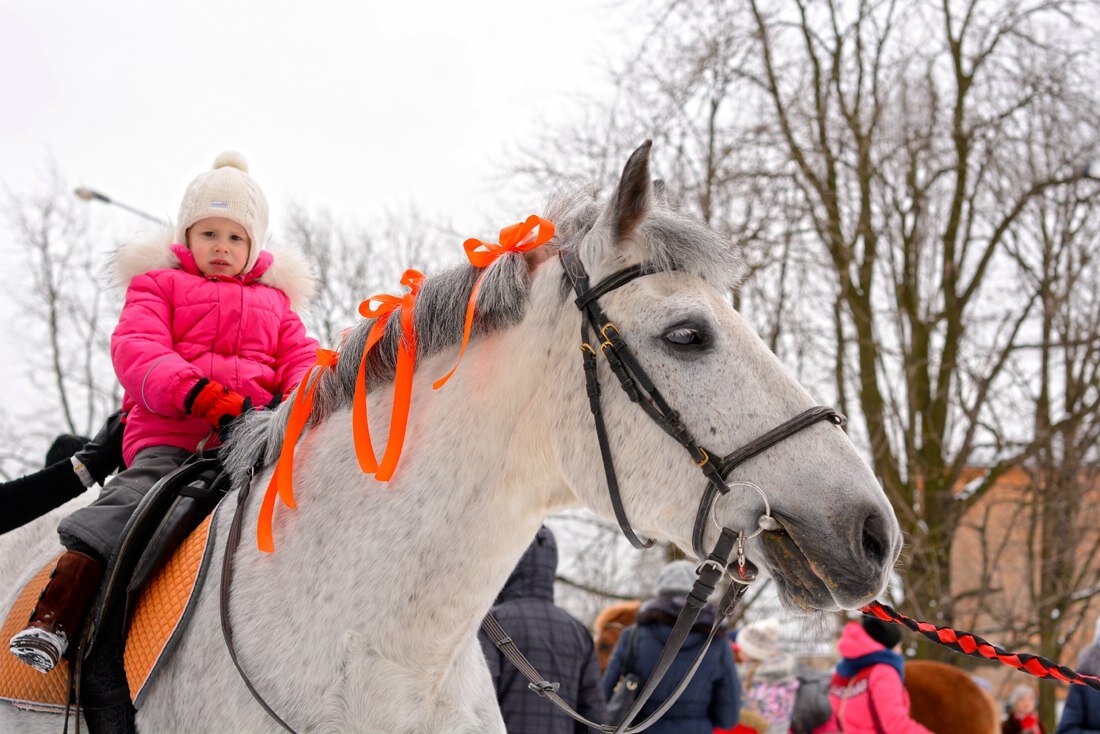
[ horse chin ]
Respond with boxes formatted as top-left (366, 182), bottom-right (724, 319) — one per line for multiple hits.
top-left (758, 529), bottom-right (844, 613)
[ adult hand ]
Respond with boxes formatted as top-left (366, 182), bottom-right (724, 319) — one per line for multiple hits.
top-left (71, 410), bottom-right (126, 486)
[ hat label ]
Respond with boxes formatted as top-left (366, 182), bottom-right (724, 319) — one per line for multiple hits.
top-left (209, 200), bottom-right (229, 209)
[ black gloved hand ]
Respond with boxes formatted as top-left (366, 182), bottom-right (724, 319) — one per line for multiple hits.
top-left (72, 410), bottom-right (126, 486)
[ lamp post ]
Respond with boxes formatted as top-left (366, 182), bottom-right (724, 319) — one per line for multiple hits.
top-left (73, 187), bottom-right (166, 225)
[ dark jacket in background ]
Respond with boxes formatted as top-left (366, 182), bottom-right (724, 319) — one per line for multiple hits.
top-left (479, 527), bottom-right (608, 734)
top-left (1056, 645), bottom-right (1100, 734)
top-left (602, 595), bottom-right (740, 734)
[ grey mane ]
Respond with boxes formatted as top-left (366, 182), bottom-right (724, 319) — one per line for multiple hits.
top-left (223, 186), bottom-right (744, 487)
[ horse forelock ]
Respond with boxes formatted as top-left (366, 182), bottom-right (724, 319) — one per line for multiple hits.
top-left (223, 187), bottom-right (745, 487)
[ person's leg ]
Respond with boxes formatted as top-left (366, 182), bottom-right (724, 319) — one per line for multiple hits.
top-left (8, 446), bottom-right (189, 673)
top-left (57, 446), bottom-right (190, 561)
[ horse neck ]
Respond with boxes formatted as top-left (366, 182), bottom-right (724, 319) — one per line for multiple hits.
top-left (237, 302), bottom-right (580, 673)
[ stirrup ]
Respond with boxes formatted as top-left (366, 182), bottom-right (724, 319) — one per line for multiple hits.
top-left (9, 626), bottom-right (68, 673)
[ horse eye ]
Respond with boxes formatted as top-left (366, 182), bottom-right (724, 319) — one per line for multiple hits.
top-left (664, 327), bottom-right (704, 347)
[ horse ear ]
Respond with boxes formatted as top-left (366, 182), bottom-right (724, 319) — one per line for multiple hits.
top-left (606, 140), bottom-right (653, 243)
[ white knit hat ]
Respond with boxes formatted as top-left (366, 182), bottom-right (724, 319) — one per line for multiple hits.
top-left (737, 618), bottom-right (782, 662)
top-left (175, 151), bottom-right (268, 274)
top-left (654, 560), bottom-right (697, 597)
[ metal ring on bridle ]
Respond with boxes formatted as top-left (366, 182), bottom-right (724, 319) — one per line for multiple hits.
top-left (710, 481), bottom-right (774, 540)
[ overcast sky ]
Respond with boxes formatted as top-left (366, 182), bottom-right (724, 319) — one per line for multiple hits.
top-left (2, 0), bottom-right (632, 225)
top-left (0, 0), bottom-right (639, 441)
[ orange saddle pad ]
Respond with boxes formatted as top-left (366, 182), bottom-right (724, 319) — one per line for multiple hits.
top-left (0, 554), bottom-right (72, 713)
top-left (0, 513), bottom-right (217, 713)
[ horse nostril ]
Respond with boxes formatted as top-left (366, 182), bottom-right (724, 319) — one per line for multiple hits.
top-left (861, 513), bottom-right (890, 567)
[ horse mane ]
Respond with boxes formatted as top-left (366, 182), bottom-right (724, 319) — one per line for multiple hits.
top-left (223, 186), bottom-right (744, 486)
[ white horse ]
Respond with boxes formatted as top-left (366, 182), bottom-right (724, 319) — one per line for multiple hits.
top-left (0, 143), bottom-right (901, 733)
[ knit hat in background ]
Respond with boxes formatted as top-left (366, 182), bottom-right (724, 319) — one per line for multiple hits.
top-left (1007, 684), bottom-right (1036, 706)
top-left (654, 560), bottom-right (696, 597)
top-left (175, 151), bottom-right (268, 274)
top-left (861, 615), bottom-right (903, 650)
top-left (738, 618), bottom-right (782, 662)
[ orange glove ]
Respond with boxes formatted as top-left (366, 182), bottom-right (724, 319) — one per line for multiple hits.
top-left (184, 378), bottom-right (251, 430)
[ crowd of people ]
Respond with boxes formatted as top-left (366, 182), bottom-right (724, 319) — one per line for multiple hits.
top-left (480, 546), bottom-right (1100, 734)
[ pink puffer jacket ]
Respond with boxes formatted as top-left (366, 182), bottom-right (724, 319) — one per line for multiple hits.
top-left (814, 622), bottom-right (932, 734)
top-left (112, 236), bottom-right (318, 465)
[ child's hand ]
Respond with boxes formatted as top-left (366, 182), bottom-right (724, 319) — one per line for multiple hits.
top-left (185, 378), bottom-right (251, 431)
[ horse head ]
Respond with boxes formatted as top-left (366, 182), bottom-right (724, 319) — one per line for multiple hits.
top-left (538, 142), bottom-right (901, 611)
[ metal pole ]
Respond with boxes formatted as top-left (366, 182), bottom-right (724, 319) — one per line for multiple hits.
top-left (73, 187), bottom-right (166, 225)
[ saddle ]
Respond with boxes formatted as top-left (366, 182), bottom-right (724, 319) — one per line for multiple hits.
top-left (0, 455), bottom-right (230, 714)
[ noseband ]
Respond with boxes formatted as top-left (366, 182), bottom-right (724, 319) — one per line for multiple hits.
top-left (558, 248), bottom-right (845, 561)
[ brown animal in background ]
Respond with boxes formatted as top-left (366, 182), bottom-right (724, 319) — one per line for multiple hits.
top-left (905, 660), bottom-right (1000, 734)
top-left (593, 600), bottom-right (641, 671)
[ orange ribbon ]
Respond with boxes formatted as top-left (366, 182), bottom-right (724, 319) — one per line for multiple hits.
top-left (258, 348), bottom-right (339, 553)
top-left (433, 215), bottom-right (554, 389)
top-left (353, 269), bottom-right (425, 482)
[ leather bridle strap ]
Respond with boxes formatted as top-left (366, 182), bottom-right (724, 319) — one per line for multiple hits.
top-left (690, 406), bottom-right (845, 558)
top-left (560, 249), bottom-right (845, 559)
top-left (482, 527), bottom-right (745, 734)
top-left (562, 249), bottom-right (717, 549)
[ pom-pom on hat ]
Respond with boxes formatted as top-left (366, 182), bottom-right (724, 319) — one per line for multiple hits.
top-left (738, 618), bottom-right (781, 662)
top-left (175, 151), bottom-right (269, 274)
top-left (654, 560), bottom-right (697, 597)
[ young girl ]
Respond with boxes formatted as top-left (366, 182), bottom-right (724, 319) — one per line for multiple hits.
top-left (9, 151), bottom-right (319, 673)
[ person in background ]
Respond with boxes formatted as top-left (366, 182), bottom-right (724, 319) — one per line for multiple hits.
top-left (478, 526), bottom-right (607, 733)
top-left (1056, 620), bottom-right (1100, 734)
top-left (734, 618), bottom-right (799, 734)
top-left (1003, 684), bottom-right (1045, 734)
top-left (604, 560), bottom-right (740, 734)
top-left (0, 412), bottom-right (123, 536)
top-left (814, 616), bottom-right (932, 734)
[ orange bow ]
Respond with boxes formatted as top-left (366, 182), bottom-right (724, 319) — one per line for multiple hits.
top-left (258, 348), bottom-right (339, 553)
top-left (353, 269), bottom-right (425, 481)
top-left (433, 215), bottom-right (554, 389)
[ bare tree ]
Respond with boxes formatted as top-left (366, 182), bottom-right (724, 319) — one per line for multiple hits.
top-left (284, 203), bottom-right (458, 348)
top-left (511, 0), bottom-right (1100, 695)
top-left (3, 165), bottom-right (121, 474)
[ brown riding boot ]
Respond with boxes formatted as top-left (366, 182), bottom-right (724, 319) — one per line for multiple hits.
top-left (8, 549), bottom-right (104, 673)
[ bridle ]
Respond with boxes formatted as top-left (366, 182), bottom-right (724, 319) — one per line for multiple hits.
top-left (220, 247), bottom-right (847, 734)
top-left (558, 247), bottom-right (845, 560)
top-left (483, 250), bottom-right (846, 733)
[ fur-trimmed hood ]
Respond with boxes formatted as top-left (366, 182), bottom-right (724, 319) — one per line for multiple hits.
top-left (112, 225), bottom-right (316, 310)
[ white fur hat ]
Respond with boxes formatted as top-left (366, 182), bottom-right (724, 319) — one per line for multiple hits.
top-left (175, 151), bottom-right (268, 274)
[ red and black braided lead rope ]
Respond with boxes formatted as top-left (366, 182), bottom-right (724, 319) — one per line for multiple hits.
top-left (862, 601), bottom-right (1100, 691)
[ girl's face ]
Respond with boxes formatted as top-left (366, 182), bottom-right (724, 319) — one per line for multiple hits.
top-left (1013, 692), bottom-right (1035, 716)
top-left (187, 217), bottom-right (250, 276)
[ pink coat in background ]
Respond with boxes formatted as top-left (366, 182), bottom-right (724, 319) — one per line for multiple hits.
top-left (112, 240), bottom-right (318, 465)
top-left (814, 622), bottom-right (932, 734)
